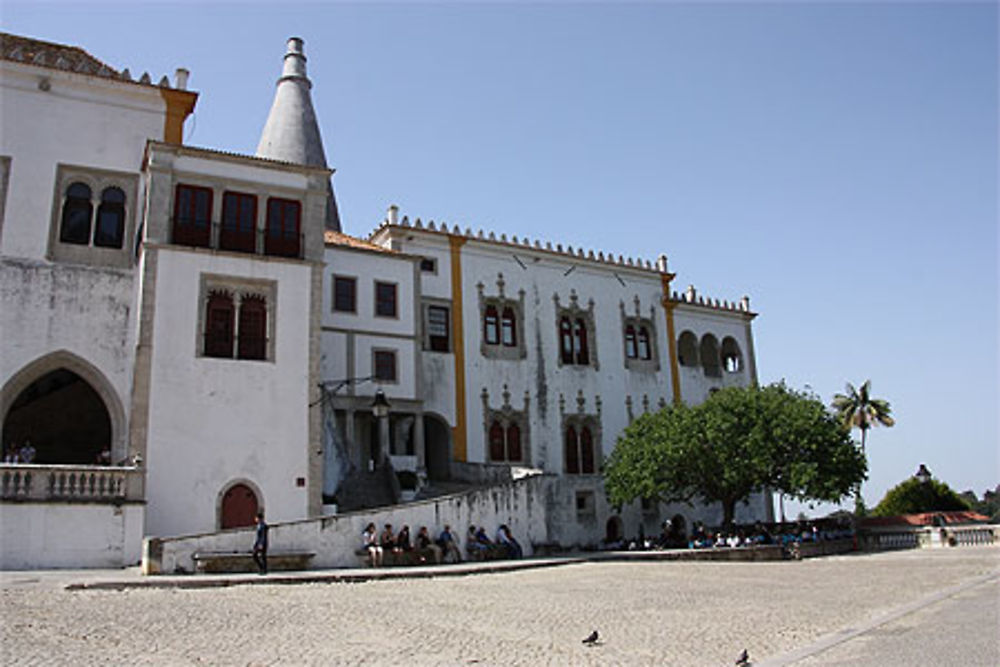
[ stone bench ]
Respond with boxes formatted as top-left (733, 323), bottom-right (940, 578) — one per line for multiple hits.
top-left (192, 550), bottom-right (315, 574)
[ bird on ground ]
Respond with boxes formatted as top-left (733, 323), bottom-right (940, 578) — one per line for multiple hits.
top-left (582, 630), bottom-right (599, 645)
top-left (735, 648), bottom-right (750, 665)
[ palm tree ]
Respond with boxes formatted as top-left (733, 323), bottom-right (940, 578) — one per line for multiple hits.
top-left (831, 380), bottom-right (895, 457)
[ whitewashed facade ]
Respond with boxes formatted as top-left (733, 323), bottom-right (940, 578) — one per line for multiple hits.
top-left (1, 32), bottom-right (769, 568)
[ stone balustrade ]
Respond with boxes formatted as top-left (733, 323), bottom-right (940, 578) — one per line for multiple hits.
top-left (0, 463), bottom-right (144, 502)
top-left (859, 524), bottom-right (999, 551)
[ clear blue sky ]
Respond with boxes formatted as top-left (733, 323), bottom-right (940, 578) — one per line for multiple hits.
top-left (5, 2), bottom-right (997, 512)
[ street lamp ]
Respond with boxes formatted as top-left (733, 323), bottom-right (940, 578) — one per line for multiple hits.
top-left (914, 463), bottom-right (931, 484)
top-left (371, 389), bottom-right (390, 419)
top-left (371, 389), bottom-right (391, 470)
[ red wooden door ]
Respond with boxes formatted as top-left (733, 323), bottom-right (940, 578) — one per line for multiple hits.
top-left (221, 484), bottom-right (258, 529)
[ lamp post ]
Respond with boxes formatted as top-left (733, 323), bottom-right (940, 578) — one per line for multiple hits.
top-left (371, 389), bottom-right (391, 469)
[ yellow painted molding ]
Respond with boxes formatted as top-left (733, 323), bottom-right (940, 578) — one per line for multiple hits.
top-left (159, 88), bottom-right (198, 145)
top-left (660, 273), bottom-right (682, 406)
top-left (449, 235), bottom-right (468, 462)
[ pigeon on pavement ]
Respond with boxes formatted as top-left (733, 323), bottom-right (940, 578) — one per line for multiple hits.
top-left (582, 630), bottom-right (599, 645)
top-left (735, 648), bottom-right (750, 665)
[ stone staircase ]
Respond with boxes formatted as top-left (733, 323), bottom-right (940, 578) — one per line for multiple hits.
top-left (334, 464), bottom-right (398, 513)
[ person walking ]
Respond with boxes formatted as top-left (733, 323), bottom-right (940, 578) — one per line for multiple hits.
top-left (252, 511), bottom-right (269, 575)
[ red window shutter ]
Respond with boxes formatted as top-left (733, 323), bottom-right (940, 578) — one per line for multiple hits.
top-left (565, 426), bottom-right (579, 474)
top-left (580, 427), bottom-right (595, 474)
top-left (489, 421), bottom-right (505, 462)
top-left (238, 295), bottom-right (267, 360)
top-left (205, 291), bottom-right (234, 358)
top-left (265, 198), bottom-right (300, 257)
top-left (507, 423), bottom-right (521, 462)
top-left (174, 184), bottom-right (212, 247)
top-left (221, 191), bottom-right (257, 253)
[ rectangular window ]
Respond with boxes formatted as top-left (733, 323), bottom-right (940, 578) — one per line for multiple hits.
top-left (373, 349), bottom-right (397, 382)
top-left (333, 276), bottom-right (357, 313)
top-left (220, 191), bottom-right (257, 254)
top-left (427, 305), bottom-right (450, 352)
top-left (420, 257), bottom-right (437, 273)
top-left (375, 281), bottom-right (397, 318)
top-left (173, 184), bottom-right (213, 248)
top-left (265, 197), bottom-right (301, 258)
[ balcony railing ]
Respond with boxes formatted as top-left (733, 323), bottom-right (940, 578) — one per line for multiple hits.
top-left (1, 464), bottom-right (144, 503)
top-left (171, 218), bottom-right (303, 259)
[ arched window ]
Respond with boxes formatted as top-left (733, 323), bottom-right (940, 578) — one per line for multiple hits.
top-left (204, 291), bottom-right (235, 358)
top-left (484, 305), bottom-right (500, 345)
top-left (624, 325), bottom-right (637, 359)
top-left (574, 318), bottom-right (589, 365)
top-left (637, 327), bottom-right (651, 360)
top-left (238, 295), bottom-right (267, 361)
top-left (580, 426), bottom-right (595, 474)
top-left (506, 423), bottom-right (522, 461)
top-left (60, 182), bottom-right (93, 245)
top-left (501, 307), bottom-right (517, 347)
top-left (93, 186), bottom-right (126, 248)
top-left (677, 331), bottom-right (699, 367)
top-left (488, 421), bottom-right (505, 462)
top-left (721, 336), bottom-right (743, 373)
top-left (265, 197), bottom-right (301, 258)
top-left (565, 425), bottom-right (579, 474)
top-left (559, 317), bottom-right (574, 364)
top-left (700, 334), bottom-right (721, 378)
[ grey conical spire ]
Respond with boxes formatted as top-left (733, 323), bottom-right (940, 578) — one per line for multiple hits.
top-left (257, 37), bottom-right (341, 231)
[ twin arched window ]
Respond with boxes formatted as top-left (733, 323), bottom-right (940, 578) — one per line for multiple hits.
top-left (484, 305), bottom-right (518, 347)
top-left (559, 316), bottom-right (590, 365)
top-left (624, 324), bottom-right (652, 360)
top-left (60, 182), bottom-right (126, 248)
top-left (204, 291), bottom-right (268, 361)
top-left (565, 425), bottom-right (595, 474)
top-left (488, 420), bottom-right (522, 462)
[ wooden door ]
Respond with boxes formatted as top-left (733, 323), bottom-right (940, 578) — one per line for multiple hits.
top-left (221, 484), bottom-right (258, 529)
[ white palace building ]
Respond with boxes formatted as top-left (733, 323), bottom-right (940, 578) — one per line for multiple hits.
top-left (0, 33), bottom-right (770, 569)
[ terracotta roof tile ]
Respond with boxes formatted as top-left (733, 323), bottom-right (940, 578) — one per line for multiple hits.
top-left (1, 32), bottom-right (118, 77)
top-left (324, 231), bottom-right (397, 254)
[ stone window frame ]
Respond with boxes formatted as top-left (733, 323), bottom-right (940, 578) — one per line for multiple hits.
top-left (372, 347), bottom-right (399, 384)
top-left (196, 274), bottom-right (277, 363)
top-left (48, 163), bottom-right (139, 269)
top-left (620, 297), bottom-right (660, 373)
top-left (554, 290), bottom-right (599, 370)
top-left (0, 155), bottom-right (11, 246)
top-left (421, 297), bottom-right (452, 353)
top-left (477, 273), bottom-right (527, 361)
top-left (332, 274), bottom-right (358, 314)
top-left (480, 385), bottom-right (531, 465)
top-left (374, 280), bottom-right (399, 319)
top-left (559, 390), bottom-right (602, 475)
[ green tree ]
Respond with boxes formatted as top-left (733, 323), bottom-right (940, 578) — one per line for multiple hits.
top-left (831, 380), bottom-right (895, 456)
top-left (872, 477), bottom-right (971, 516)
top-left (604, 383), bottom-right (867, 527)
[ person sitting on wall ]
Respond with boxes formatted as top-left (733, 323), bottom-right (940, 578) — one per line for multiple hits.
top-left (380, 523), bottom-right (401, 562)
top-left (362, 522), bottom-right (383, 567)
top-left (437, 524), bottom-right (462, 563)
top-left (466, 525), bottom-right (489, 560)
top-left (496, 524), bottom-right (523, 559)
top-left (18, 440), bottom-right (35, 464)
top-left (415, 526), bottom-right (443, 564)
top-left (396, 525), bottom-right (414, 562)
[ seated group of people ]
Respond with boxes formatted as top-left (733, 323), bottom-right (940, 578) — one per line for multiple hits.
top-left (360, 522), bottom-right (522, 567)
top-left (465, 524), bottom-right (523, 561)
top-left (2, 440), bottom-right (35, 464)
top-left (360, 522), bottom-right (463, 567)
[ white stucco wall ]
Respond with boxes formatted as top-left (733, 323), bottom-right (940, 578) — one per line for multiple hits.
top-left (0, 502), bottom-right (144, 569)
top-left (0, 62), bottom-right (165, 259)
top-left (672, 305), bottom-right (755, 405)
top-left (143, 249), bottom-right (313, 537)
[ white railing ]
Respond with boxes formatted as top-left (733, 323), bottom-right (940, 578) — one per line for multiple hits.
top-left (860, 524), bottom-right (999, 550)
top-left (1, 464), bottom-right (144, 502)
top-left (943, 525), bottom-right (997, 547)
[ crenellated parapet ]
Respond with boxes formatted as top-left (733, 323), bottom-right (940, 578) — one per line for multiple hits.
top-left (669, 284), bottom-right (755, 316)
top-left (373, 205), bottom-right (671, 276)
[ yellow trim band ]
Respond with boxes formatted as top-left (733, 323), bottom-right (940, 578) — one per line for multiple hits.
top-left (449, 235), bottom-right (468, 462)
top-left (660, 273), bottom-right (682, 405)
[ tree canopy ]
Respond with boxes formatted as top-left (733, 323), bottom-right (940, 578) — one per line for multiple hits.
top-left (604, 383), bottom-right (867, 526)
top-left (872, 477), bottom-right (971, 517)
top-left (831, 380), bottom-right (894, 456)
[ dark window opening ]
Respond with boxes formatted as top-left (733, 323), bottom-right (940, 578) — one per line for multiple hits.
top-left (220, 191), bottom-right (257, 254)
top-left (374, 350), bottom-right (397, 382)
top-left (565, 425), bottom-right (579, 474)
top-left (237, 295), bottom-right (267, 361)
top-left (265, 197), bottom-right (301, 258)
top-left (60, 182), bottom-right (93, 245)
top-left (204, 291), bottom-right (235, 358)
top-left (427, 305), bottom-right (450, 352)
top-left (501, 307), bottom-right (517, 347)
top-left (94, 187), bottom-right (125, 248)
top-left (333, 276), bottom-right (357, 313)
top-left (174, 184), bottom-right (213, 247)
top-left (420, 257), bottom-right (436, 272)
top-left (625, 325), bottom-right (637, 359)
top-left (375, 282), bottom-right (397, 318)
top-left (559, 317), bottom-right (574, 364)
top-left (484, 305), bottom-right (500, 345)
top-left (507, 423), bottom-right (522, 461)
top-left (489, 421), bottom-right (505, 462)
top-left (637, 327), bottom-right (651, 360)
top-left (574, 318), bottom-right (589, 365)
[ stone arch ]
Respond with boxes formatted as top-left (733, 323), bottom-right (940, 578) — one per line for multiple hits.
top-left (1, 350), bottom-right (126, 464)
top-left (677, 330), bottom-right (699, 367)
top-left (699, 334), bottom-right (721, 378)
top-left (423, 412), bottom-right (452, 482)
top-left (721, 336), bottom-right (743, 373)
top-left (217, 478), bottom-right (264, 530)
top-left (605, 515), bottom-right (624, 543)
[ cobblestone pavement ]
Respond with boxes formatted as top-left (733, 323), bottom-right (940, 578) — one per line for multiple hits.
top-left (1, 548), bottom-right (997, 666)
